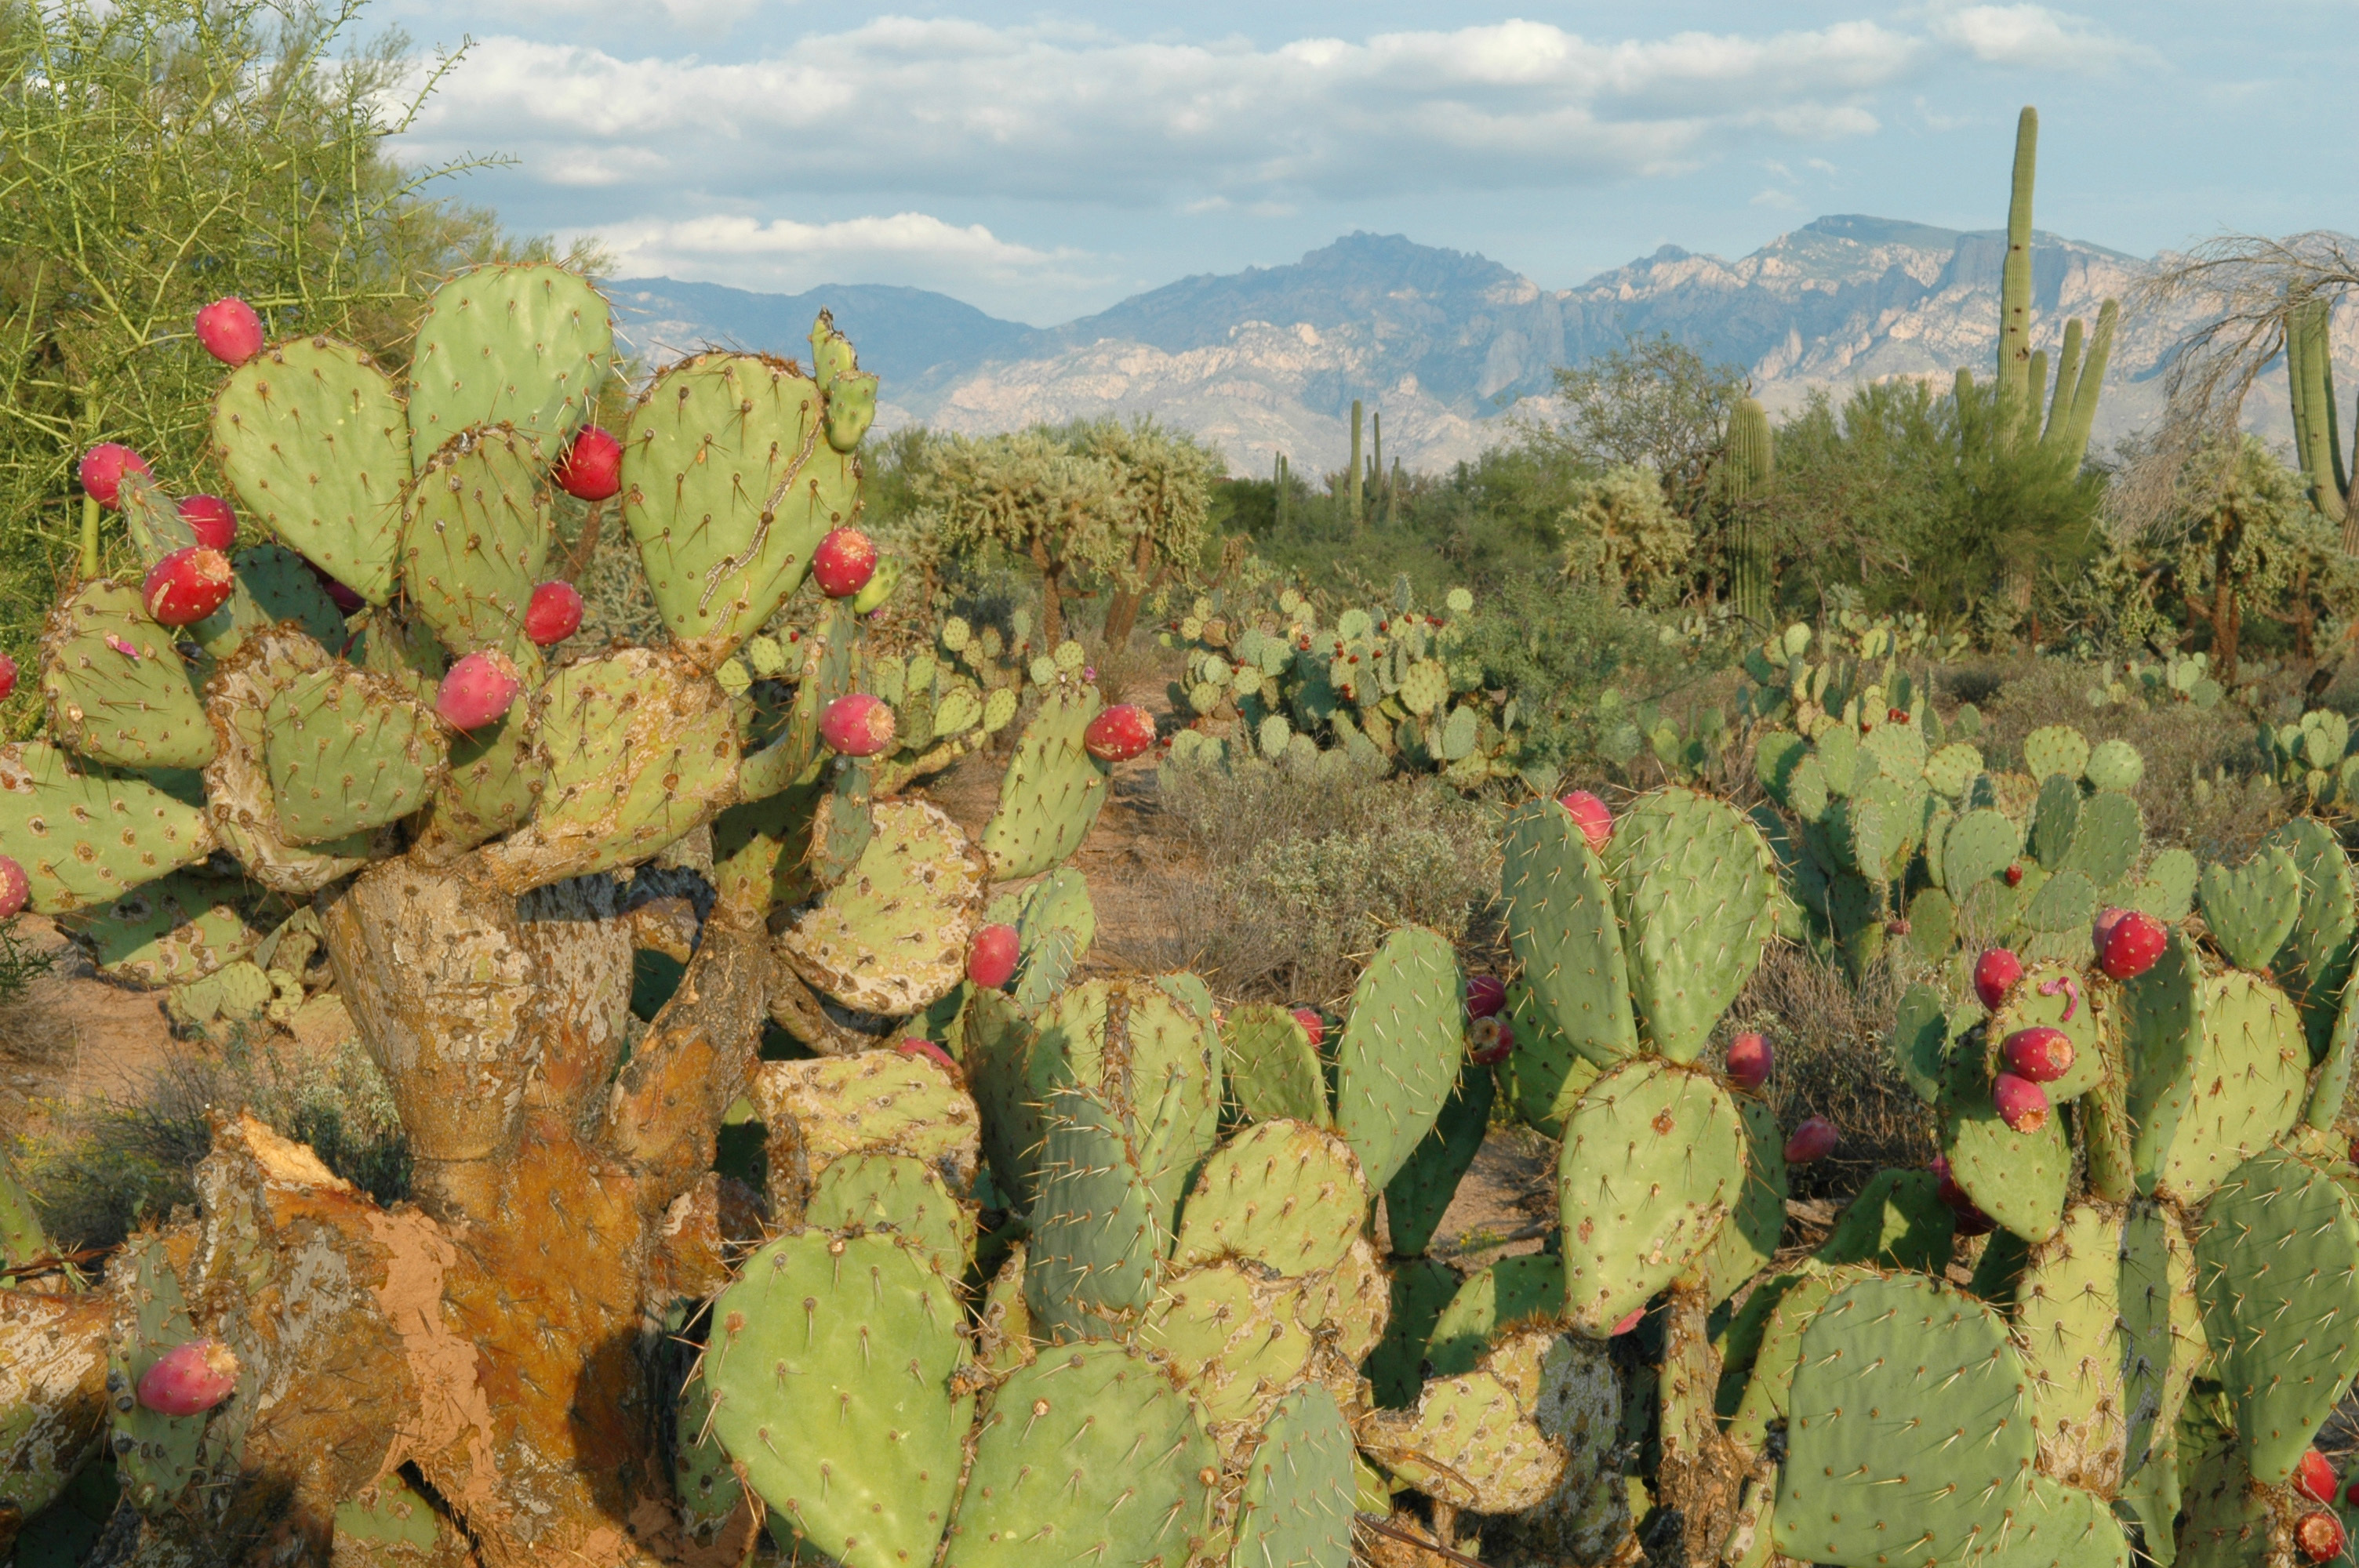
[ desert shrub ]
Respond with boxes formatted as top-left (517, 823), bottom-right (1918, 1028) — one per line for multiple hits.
top-left (1452, 574), bottom-right (1703, 775)
top-left (1153, 756), bottom-right (1501, 1004)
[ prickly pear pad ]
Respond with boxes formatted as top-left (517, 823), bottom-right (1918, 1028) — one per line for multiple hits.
top-left (404, 264), bottom-right (611, 468)
top-left (1367, 1257), bottom-right (1459, 1408)
top-left (803, 1152), bottom-right (976, 1282)
top-left (0, 741), bottom-right (214, 912)
top-left (2194, 1149), bottom-right (2359, 1484)
top-left (1989, 962), bottom-right (2107, 1102)
top-left (2197, 846), bottom-right (2303, 974)
top-left (1170, 1120), bottom-right (1366, 1276)
top-left (105, 1235), bottom-right (216, 1513)
top-left (480, 646), bottom-right (738, 893)
top-left (1333, 925), bottom-right (1463, 1191)
top-left (1354, 1332), bottom-right (1570, 1513)
top-left (1500, 799), bottom-right (1638, 1069)
top-left (621, 353), bottom-right (856, 667)
top-left (192, 545), bottom-right (351, 662)
top-left (1941, 1050), bottom-right (2070, 1243)
top-left (979, 684), bottom-right (1108, 880)
top-left (780, 799), bottom-right (987, 1015)
top-left (1555, 1058), bottom-right (1743, 1334)
top-left (40, 581), bottom-right (215, 771)
top-left (943, 1340), bottom-right (1217, 1568)
top-left (2152, 972), bottom-right (2307, 1204)
top-left (2268, 818), bottom-right (2357, 1061)
top-left (1220, 1004), bottom-right (1329, 1127)
top-left (1139, 1259), bottom-right (1318, 1423)
top-left (397, 425), bottom-right (554, 656)
top-left (56, 869), bottom-right (264, 985)
top-left (201, 631), bottom-right (375, 893)
top-left (1023, 1087), bottom-right (1161, 1343)
top-left (1500, 978), bottom-right (1605, 1135)
top-left (262, 662), bottom-right (446, 844)
top-left (1232, 1383), bottom-right (1356, 1568)
top-left (2018, 1203), bottom-right (2128, 1494)
top-left (2118, 1200), bottom-right (2199, 1482)
top-left (1697, 1094), bottom-right (1790, 1301)
top-left (1776, 1274), bottom-right (2040, 1568)
top-left (416, 684), bottom-right (541, 853)
top-left (1427, 1254), bottom-right (1566, 1377)
top-left (209, 337), bottom-right (410, 604)
top-left (1383, 1061), bottom-right (1495, 1258)
top-left (1602, 787), bottom-right (1779, 1062)
top-left (704, 1230), bottom-right (971, 1568)
top-left (1723, 1262), bottom-right (1874, 1457)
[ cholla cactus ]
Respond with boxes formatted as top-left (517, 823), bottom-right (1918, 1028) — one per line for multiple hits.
top-left (0, 270), bottom-right (1128, 1563)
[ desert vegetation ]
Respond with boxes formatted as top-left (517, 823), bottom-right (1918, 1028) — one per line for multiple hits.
top-left (4, 16), bottom-right (2359, 1568)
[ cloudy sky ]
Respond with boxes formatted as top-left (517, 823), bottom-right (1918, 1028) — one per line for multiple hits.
top-left (376, 0), bottom-right (2356, 325)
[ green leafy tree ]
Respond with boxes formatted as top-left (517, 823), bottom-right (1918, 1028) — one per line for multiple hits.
top-left (1531, 332), bottom-right (1745, 518)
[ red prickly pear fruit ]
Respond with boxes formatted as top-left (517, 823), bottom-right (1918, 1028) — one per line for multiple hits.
top-left (1888, 706), bottom-right (1906, 723)
top-left (2092, 906), bottom-right (2129, 949)
top-left (2004, 863), bottom-right (2024, 887)
top-left (0, 854), bottom-right (26, 918)
top-left (194, 296), bottom-right (265, 365)
top-left (812, 528), bottom-right (878, 598)
top-left (1083, 704), bottom-right (1156, 762)
top-left (820, 694), bottom-right (896, 757)
top-left (1292, 1007), bottom-right (1325, 1050)
top-left (1558, 789), bottom-right (1613, 853)
top-left (2001, 1026), bottom-right (2075, 1084)
top-left (1993, 1071), bottom-right (2050, 1133)
top-left (1783, 1116), bottom-right (1838, 1163)
top-left (2296, 1450), bottom-right (2338, 1504)
top-left (2099, 909), bottom-right (2168, 981)
top-left (302, 560), bottom-right (364, 613)
top-left (1609, 1307), bottom-right (1644, 1336)
top-left (136, 1338), bottom-right (240, 1416)
top-left (437, 651), bottom-right (522, 731)
top-left (144, 547), bottom-right (234, 626)
top-left (0, 652), bottom-right (17, 702)
top-left (1973, 948), bottom-right (2023, 1009)
top-left (896, 1037), bottom-right (958, 1073)
top-left (1725, 1032), bottom-right (1772, 1091)
top-left (2345, 1481), bottom-right (2359, 1508)
top-left (2296, 1512), bottom-right (2345, 1563)
top-left (177, 495), bottom-right (237, 550)
top-left (966, 925), bottom-right (1019, 990)
top-left (523, 581), bottom-right (583, 646)
top-left (1468, 1016), bottom-right (1514, 1066)
top-left (1465, 974), bottom-right (1507, 1019)
top-left (78, 443), bottom-right (151, 509)
top-left (553, 425), bottom-right (623, 501)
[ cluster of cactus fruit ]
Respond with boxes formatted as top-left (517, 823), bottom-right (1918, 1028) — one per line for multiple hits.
top-left (1159, 579), bottom-right (1532, 786)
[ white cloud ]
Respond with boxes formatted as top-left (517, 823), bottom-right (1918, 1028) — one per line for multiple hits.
top-left (395, 16), bottom-right (1926, 206)
top-left (1925, 5), bottom-right (2161, 71)
top-left (589, 211), bottom-right (1112, 300)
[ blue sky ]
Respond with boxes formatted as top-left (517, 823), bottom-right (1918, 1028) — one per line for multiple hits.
top-left (378, 1), bottom-right (2358, 325)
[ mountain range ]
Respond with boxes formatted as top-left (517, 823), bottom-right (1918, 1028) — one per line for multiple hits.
top-left (605, 219), bottom-right (2330, 476)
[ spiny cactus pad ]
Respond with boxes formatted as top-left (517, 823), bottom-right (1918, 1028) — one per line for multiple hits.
top-left (2017, 1203), bottom-right (2128, 1494)
top-left (1138, 1259), bottom-right (1318, 1424)
top-left (1697, 1094), bottom-right (1791, 1301)
top-left (1355, 1332), bottom-right (1572, 1513)
top-left (1941, 1050), bottom-right (2070, 1243)
top-left (979, 684), bottom-right (1109, 880)
top-left (2152, 972), bottom-right (2308, 1204)
top-left (1555, 1058), bottom-right (1743, 1333)
top-left (1219, 1004), bottom-right (1329, 1127)
top-left (1170, 1120), bottom-right (1365, 1276)
top-left (262, 662), bottom-right (445, 844)
top-left (2194, 1149), bottom-right (2359, 1484)
top-left (210, 337), bottom-right (410, 604)
top-left (2267, 818), bottom-right (2356, 1059)
top-left (2118, 1200), bottom-right (2201, 1481)
top-left (0, 741), bottom-right (215, 911)
top-left (1383, 1062), bottom-right (1494, 1258)
top-left (1427, 1254), bottom-right (1566, 1377)
top-left (1332, 925), bottom-right (1463, 1191)
top-left (193, 544), bottom-right (350, 662)
top-left (802, 1152), bottom-right (976, 1282)
top-left (2198, 846), bottom-right (2303, 973)
top-left (56, 869), bottom-right (264, 985)
top-left (41, 581), bottom-right (214, 771)
top-left (1500, 799), bottom-right (1638, 1069)
top-left (1368, 1257), bottom-right (1460, 1408)
top-left (1231, 1384), bottom-right (1356, 1568)
top-left (1602, 788), bottom-right (1779, 1062)
top-left (397, 425), bottom-right (554, 656)
top-left (780, 799), bottom-right (986, 1014)
top-left (1023, 1087), bottom-right (1161, 1342)
top-left (404, 264), bottom-right (610, 467)
top-left (704, 1229), bottom-right (972, 1568)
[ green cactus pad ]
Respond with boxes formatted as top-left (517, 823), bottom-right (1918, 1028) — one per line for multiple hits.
top-left (201, 631), bottom-right (378, 890)
top-left (1023, 1086), bottom-right (1161, 1342)
top-left (1500, 800), bottom-right (1639, 1069)
top-left (978, 684), bottom-right (1109, 881)
top-left (2119, 1200), bottom-right (2200, 1482)
top-left (193, 544), bottom-right (351, 662)
top-left (1988, 961), bottom-right (2107, 1102)
top-left (106, 1236), bottom-right (213, 1514)
top-left (747, 1050), bottom-right (980, 1216)
top-left (262, 661), bottom-right (447, 844)
top-left (2022, 866), bottom-right (2097, 936)
top-left (2151, 972), bottom-right (2307, 1205)
top-left (1722, 1263), bottom-right (1875, 1456)
top-left (1427, 1254), bottom-right (1566, 1377)
top-left (1890, 982), bottom-right (1950, 1104)
top-left (1555, 1058), bottom-right (1743, 1333)
top-left (2086, 738), bottom-right (2144, 793)
top-left (1603, 787), bottom-right (1779, 1062)
top-left (622, 353), bottom-right (856, 667)
top-left (1171, 1119), bottom-right (1365, 1277)
top-left (1816, 723), bottom-right (1859, 795)
top-left (1231, 1384), bottom-right (1355, 1568)
top-left (1499, 979), bottom-right (1603, 1136)
top-left (1924, 742), bottom-right (1985, 798)
top-left (1383, 1062), bottom-right (1494, 1258)
top-left (2307, 961), bottom-right (2359, 1131)
top-left (397, 424), bottom-right (554, 655)
top-left (1698, 1094), bottom-right (1790, 1302)
top-left (1944, 807), bottom-right (2023, 893)
top-left (1138, 1259), bottom-right (1318, 1424)
top-left (480, 646), bottom-right (738, 891)
top-left (1220, 1004), bottom-right (1329, 1127)
top-left (333, 1472), bottom-right (450, 1552)
top-left (210, 336), bottom-right (411, 604)
top-left (2131, 847), bottom-right (2199, 921)
top-left (1776, 1274), bottom-right (2082, 1568)
top-left (1332, 924), bottom-right (1463, 1191)
top-left (1815, 1168), bottom-right (1955, 1275)
top-left (1367, 1258), bottom-right (1460, 1408)
top-left (942, 1339), bottom-right (1216, 1568)
top-left (404, 263), bottom-right (611, 466)
top-left (2017, 1204), bottom-right (2127, 1494)
top-left (416, 693), bottom-right (542, 852)
top-left (666, 1310), bottom-right (743, 1550)
top-left (2176, 1419), bottom-right (2269, 1568)
top-left (1860, 720), bottom-right (1926, 782)
top-left (40, 580), bottom-right (216, 771)
top-left (2194, 1148), bottom-right (2359, 1484)
top-left (2266, 818), bottom-right (2355, 1061)
top-left (1355, 1334), bottom-right (1571, 1513)
top-left (0, 741), bottom-right (216, 912)
top-left (2023, 723), bottom-right (2091, 783)
top-left (780, 799), bottom-right (987, 1015)
top-left (2030, 773), bottom-right (2080, 869)
top-left (2060, 789), bottom-right (2142, 889)
top-left (972, 1243), bottom-right (1032, 1378)
top-left (803, 1152), bottom-right (976, 1282)
top-left (2197, 846), bottom-right (2302, 972)
top-left (705, 1229), bottom-right (970, 1568)
top-left (1943, 1044), bottom-right (2070, 1243)
top-left (55, 869), bottom-right (264, 985)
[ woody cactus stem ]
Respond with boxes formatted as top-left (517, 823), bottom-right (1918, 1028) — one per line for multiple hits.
top-left (1726, 397), bottom-right (1774, 625)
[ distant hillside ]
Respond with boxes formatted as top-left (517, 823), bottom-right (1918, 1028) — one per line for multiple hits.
top-left (608, 221), bottom-right (2341, 474)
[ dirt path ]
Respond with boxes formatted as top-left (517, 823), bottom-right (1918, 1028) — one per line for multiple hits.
top-left (0, 917), bottom-right (180, 1143)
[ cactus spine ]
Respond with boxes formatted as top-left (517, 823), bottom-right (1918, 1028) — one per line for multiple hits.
top-left (1726, 397), bottom-right (1774, 625)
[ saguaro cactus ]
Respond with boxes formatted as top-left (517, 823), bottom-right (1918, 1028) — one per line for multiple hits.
top-left (1725, 396), bottom-right (1775, 624)
top-left (1995, 105), bottom-right (2118, 468)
